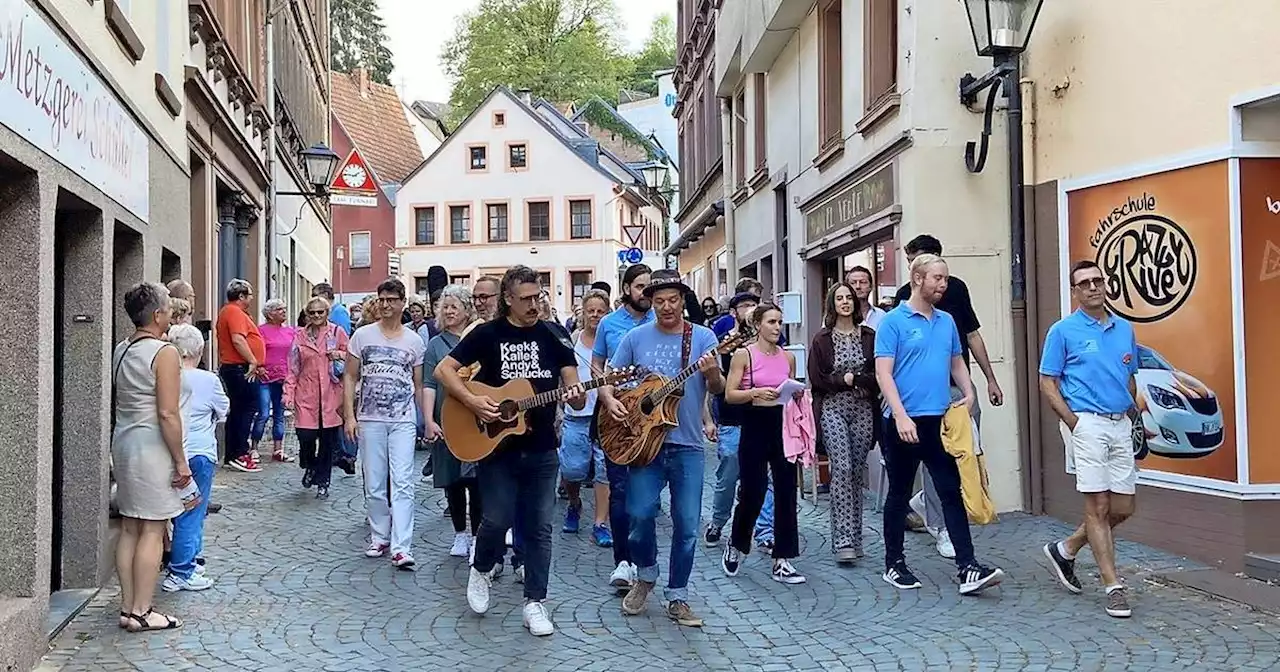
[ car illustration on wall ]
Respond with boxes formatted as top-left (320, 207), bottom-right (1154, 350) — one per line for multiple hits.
top-left (1133, 345), bottom-right (1225, 458)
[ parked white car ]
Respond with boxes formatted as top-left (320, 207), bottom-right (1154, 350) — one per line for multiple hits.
top-left (1134, 345), bottom-right (1224, 458)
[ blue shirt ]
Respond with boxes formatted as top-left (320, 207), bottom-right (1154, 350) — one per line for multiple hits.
top-left (330, 303), bottom-right (353, 336)
top-left (1039, 309), bottom-right (1138, 414)
top-left (874, 303), bottom-right (962, 417)
top-left (610, 322), bottom-right (718, 448)
top-left (593, 305), bottom-right (655, 362)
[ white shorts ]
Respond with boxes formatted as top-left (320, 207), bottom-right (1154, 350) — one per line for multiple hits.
top-left (1060, 412), bottom-right (1138, 495)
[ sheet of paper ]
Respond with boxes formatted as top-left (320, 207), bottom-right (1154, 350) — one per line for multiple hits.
top-left (774, 378), bottom-right (806, 404)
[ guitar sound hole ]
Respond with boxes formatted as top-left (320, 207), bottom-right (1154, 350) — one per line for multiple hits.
top-left (497, 400), bottom-right (520, 423)
top-left (639, 398), bottom-right (654, 415)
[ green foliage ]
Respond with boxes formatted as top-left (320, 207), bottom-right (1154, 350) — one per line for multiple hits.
top-left (577, 99), bottom-right (660, 161)
top-left (624, 14), bottom-right (676, 97)
top-left (330, 0), bottom-right (395, 85)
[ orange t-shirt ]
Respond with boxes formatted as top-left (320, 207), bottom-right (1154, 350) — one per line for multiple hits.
top-left (216, 303), bottom-right (266, 366)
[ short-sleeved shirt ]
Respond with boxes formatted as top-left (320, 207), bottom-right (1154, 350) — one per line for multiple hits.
top-left (874, 302), bottom-right (962, 418)
top-left (1039, 309), bottom-right (1138, 415)
top-left (449, 318), bottom-right (576, 452)
top-left (862, 305), bottom-right (887, 331)
top-left (216, 303), bottom-right (265, 366)
top-left (348, 324), bottom-right (426, 424)
top-left (593, 305), bottom-right (655, 363)
top-left (895, 276), bottom-right (979, 366)
top-left (565, 334), bottom-right (598, 418)
top-left (610, 321), bottom-right (719, 448)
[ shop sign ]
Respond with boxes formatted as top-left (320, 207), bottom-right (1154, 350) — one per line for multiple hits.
top-left (0, 0), bottom-right (150, 221)
top-left (805, 164), bottom-right (894, 244)
top-left (1066, 162), bottom-right (1235, 483)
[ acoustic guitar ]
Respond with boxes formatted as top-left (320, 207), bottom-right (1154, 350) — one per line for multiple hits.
top-left (599, 330), bottom-right (752, 467)
top-left (442, 366), bottom-right (643, 462)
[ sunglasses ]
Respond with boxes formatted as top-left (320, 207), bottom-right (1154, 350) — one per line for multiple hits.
top-left (1073, 277), bottom-right (1105, 289)
top-left (306, 309), bottom-right (328, 316)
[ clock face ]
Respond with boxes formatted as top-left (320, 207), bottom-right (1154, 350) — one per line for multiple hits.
top-left (341, 163), bottom-right (368, 188)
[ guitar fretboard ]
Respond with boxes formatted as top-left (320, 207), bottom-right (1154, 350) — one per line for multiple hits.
top-left (515, 377), bottom-right (612, 411)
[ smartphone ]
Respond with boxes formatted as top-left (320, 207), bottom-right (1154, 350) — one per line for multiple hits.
top-left (175, 479), bottom-right (202, 512)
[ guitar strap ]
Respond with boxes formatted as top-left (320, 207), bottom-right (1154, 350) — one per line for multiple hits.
top-left (681, 321), bottom-right (693, 370)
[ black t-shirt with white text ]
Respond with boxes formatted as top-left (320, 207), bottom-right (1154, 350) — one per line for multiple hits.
top-left (449, 318), bottom-right (576, 452)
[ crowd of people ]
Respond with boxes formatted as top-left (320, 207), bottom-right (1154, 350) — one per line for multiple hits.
top-left (105, 233), bottom-right (1145, 634)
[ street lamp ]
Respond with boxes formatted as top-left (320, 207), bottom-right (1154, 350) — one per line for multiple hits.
top-left (278, 142), bottom-right (341, 198)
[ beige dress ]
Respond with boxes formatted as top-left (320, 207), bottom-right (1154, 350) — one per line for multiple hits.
top-left (111, 337), bottom-right (184, 520)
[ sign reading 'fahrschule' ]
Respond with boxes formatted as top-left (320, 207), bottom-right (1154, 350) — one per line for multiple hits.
top-left (805, 164), bottom-right (895, 243)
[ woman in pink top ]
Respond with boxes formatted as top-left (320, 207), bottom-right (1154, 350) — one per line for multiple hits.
top-left (284, 296), bottom-right (349, 499)
top-left (720, 303), bottom-right (806, 585)
top-left (253, 299), bottom-right (297, 462)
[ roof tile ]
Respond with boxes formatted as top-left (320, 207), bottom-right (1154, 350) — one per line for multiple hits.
top-left (330, 70), bottom-right (423, 184)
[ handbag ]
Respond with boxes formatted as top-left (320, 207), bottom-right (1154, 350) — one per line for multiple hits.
top-left (326, 326), bottom-right (345, 383)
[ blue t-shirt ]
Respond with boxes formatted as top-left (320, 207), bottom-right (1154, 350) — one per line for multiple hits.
top-left (593, 305), bottom-right (655, 362)
top-left (874, 302), bottom-right (962, 417)
top-left (1039, 309), bottom-right (1138, 415)
top-left (330, 303), bottom-right (353, 336)
top-left (610, 322), bottom-right (718, 448)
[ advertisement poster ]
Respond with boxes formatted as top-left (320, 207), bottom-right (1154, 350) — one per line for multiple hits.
top-left (1240, 158), bottom-right (1280, 484)
top-left (1066, 161), bottom-right (1236, 482)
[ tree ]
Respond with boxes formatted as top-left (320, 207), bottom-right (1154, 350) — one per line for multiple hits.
top-left (330, 0), bottom-right (395, 85)
top-left (624, 13), bottom-right (676, 96)
top-left (440, 0), bottom-right (629, 124)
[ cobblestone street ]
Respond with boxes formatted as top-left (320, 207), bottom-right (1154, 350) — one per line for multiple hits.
top-left (40, 448), bottom-right (1280, 672)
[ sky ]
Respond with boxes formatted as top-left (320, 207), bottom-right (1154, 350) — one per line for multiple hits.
top-left (378, 0), bottom-right (677, 104)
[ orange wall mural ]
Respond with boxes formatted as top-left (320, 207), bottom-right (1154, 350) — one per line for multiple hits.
top-left (1240, 158), bottom-right (1280, 484)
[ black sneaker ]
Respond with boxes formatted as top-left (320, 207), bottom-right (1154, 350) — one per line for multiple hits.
top-left (958, 563), bottom-right (1005, 595)
top-left (704, 525), bottom-right (722, 547)
top-left (302, 469), bottom-right (314, 489)
top-left (1042, 542), bottom-right (1083, 594)
top-left (883, 562), bottom-right (922, 589)
top-left (721, 545), bottom-right (742, 577)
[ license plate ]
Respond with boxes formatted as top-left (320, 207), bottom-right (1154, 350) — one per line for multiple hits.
top-left (1203, 420), bottom-right (1222, 434)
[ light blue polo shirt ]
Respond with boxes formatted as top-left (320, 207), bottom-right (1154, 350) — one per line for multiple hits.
top-left (874, 302), bottom-right (963, 418)
top-left (592, 305), bottom-right (655, 362)
top-left (1039, 309), bottom-right (1138, 415)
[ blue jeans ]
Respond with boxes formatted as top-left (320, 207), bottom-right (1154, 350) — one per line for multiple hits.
top-left (558, 416), bottom-right (607, 484)
top-left (252, 380), bottom-right (286, 442)
top-left (710, 425), bottom-right (775, 538)
top-left (168, 455), bottom-right (216, 579)
top-left (606, 457), bottom-right (630, 566)
top-left (627, 443), bottom-right (705, 602)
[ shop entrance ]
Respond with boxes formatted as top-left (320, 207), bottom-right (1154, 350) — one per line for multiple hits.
top-left (816, 235), bottom-right (899, 308)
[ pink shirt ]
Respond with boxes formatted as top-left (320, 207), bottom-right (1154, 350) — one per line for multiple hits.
top-left (742, 343), bottom-right (790, 390)
top-left (258, 323), bottom-right (297, 383)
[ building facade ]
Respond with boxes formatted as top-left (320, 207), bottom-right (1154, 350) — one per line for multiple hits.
top-left (1021, 0), bottom-right (1280, 573)
top-left (395, 87), bottom-right (665, 316)
top-left (618, 69), bottom-right (682, 242)
top-left (330, 68), bottom-right (430, 305)
top-left (0, 0), bottom-right (189, 667)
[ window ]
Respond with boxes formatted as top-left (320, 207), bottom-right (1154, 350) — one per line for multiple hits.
top-left (818, 0), bottom-right (843, 148)
top-left (450, 205), bottom-right (471, 243)
top-left (865, 0), bottom-right (898, 110)
top-left (349, 232), bottom-right (371, 268)
top-left (528, 201), bottom-right (551, 241)
top-left (469, 145), bottom-right (487, 170)
top-left (414, 207), bottom-right (435, 245)
top-left (733, 89), bottom-right (746, 187)
top-left (569, 200), bottom-right (592, 239)
top-left (694, 89), bottom-right (704, 180)
top-left (508, 143), bottom-right (527, 169)
top-left (450, 274), bottom-right (471, 286)
top-left (414, 277), bottom-right (429, 296)
top-left (487, 203), bottom-right (509, 242)
top-left (570, 271), bottom-right (592, 305)
top-left (493, 112), bottom-right (506, 127)
top-left (537, 272), bottom-right (552, 292)
top-left (753, 73), bottom-right (768, 171)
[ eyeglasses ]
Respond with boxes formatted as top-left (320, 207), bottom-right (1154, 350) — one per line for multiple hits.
top-left (306, 310), bottom-right (327, 316)
top-left (474, 293), bottom-right (496, 301)
top-left (376, 296), bottom-right (404, 304)
top-left (1073, 277), bottom-right (1105, 289)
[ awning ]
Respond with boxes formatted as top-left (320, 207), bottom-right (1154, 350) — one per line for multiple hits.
top-left (662, 200), bottom-right (724, 257)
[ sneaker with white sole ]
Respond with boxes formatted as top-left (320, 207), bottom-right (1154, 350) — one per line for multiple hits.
top-left (721, 545), bottom-right (742, 577)
top-left (514, 565), bottom-right (526, 584)
top-left (771, 559), bottom-right (807, 585)
top-left (391, 552), bottom-right (416, 570)
top-left (449, 532), bottom-right (471, 558)
top-left (365, 541), bottom-right (390, 558)
top-left (609, 561), bottom-right (635, 589)
top-left (161, 572), bottom-right (213, 592)
top-left (932, 528), bottom-right (956, 559)
top-left (909, 491), bottom-right (929, 525)
top-left (883, 562), bottom-right (923, 589)
top-left (522, 600), bottom-right (555, 636)
top-left (467, 567), bottom-right (493, 614)
top-left (1105, 586), bottom-right (1133, 618)
top-left (958, 563), bottom-right (1005, 595)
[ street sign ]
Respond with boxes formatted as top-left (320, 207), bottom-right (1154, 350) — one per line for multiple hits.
top-left (623, 224), bottom-right (646, 247)
top-left (330, 193), bottom-right (378, 207)
top-left (331, 148), bottom-right (378, 193)
top-left (625, 247), bottom-right (644, 264)
top-left (616, 249), bottom-right (628, 264)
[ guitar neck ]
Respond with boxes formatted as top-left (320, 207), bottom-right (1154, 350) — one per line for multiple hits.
top-left (516, 377), bottom-right (609, 411)
top-left (650, 361), bottom-right (703, 404)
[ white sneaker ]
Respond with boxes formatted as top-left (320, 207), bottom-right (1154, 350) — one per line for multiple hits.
top-left (515, 565), bottom-right (526, 584)
top-left (450, 532), bottom-right (471, 558)
top-left (909, 491), bottom-right (928, 525)
top-left (365, 541), bottom-right (390, 558)
top-left (609, 561), bottom-right (635, 589)
top-left (932, 528), bottom-right (956, 559)
top-left (194, 563), bottom-right (207, 577)
top-left (467, 567), bottom-right (493, 614)
top-left (161, 572), bottom-right (213, 592)
top-left (522, 600), bottom-right (555, 636)
top-left (505, 529), bottom-right (514, 546)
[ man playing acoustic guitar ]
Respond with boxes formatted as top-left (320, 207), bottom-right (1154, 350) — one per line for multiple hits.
top-left (598, 269), bottom-right (724, 628)
top-left (434, 266), bottom-right (587, 637)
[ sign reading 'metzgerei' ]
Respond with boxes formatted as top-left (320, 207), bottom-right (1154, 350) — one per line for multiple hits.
top-left (806, 164), bottom-right (895, 243)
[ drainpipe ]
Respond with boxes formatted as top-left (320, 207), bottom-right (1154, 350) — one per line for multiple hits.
top-left (720, 97), bottom-right (737, 288)
top-left (264, 2), bottom-right (277, 299)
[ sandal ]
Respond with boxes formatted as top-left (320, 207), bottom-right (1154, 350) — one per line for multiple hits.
top-left (118, 611), bottom-right (130, 629)
top-left (125, 608), bottom-right (183, 632)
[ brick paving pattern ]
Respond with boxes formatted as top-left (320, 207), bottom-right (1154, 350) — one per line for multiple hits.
top-left (40, 441), bottom-right (1280, 671)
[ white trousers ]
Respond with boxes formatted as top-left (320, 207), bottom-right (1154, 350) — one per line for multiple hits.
top-left (360, 421), bottom-right (417, 555)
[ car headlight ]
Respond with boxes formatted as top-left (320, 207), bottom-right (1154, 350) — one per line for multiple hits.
top-left (1146, 384), bottom-right (1186, 410)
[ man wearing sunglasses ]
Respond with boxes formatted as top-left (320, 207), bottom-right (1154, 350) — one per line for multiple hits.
top-left (1039, 259), bottom-right (1141, 620)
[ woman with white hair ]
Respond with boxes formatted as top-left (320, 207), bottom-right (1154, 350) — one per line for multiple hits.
top-left (112, 282), bottom-right (188, 631)
top-left (161, 324), bottom-right (228, 592)
top-left (252, 298), bottom-right (297, 463)
top-left (285, 295), bottom-right (349, 499)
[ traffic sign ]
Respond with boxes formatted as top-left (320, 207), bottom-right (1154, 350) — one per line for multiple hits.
top-left (623, 224), bottom-right (646, 247)
top-left (625, 247), bottom-right (644, 264)
top-left (616, 249), bottom-right (628, 264)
